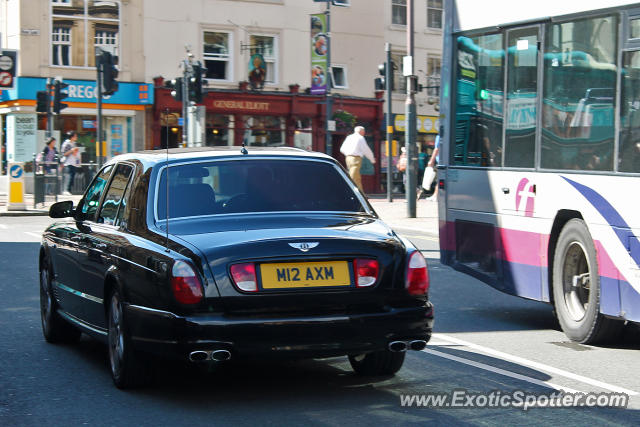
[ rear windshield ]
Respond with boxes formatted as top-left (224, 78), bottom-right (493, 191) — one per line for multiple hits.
top-left (156, 159), bottom-right (365, 219)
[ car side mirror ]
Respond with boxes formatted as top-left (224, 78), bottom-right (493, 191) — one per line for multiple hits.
top-left (49, 200), bottom-right (74, 218)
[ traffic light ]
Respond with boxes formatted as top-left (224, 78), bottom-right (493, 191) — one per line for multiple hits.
top-left (188, 63), bottom-right (206, 103)
top-left (53, 80), bottom-right (68, 114)
top-left (168, 77), bottom-right (183, 101)
top-left (100, 51), bottom-right (119, 96)
top-left (375, 62), bottom-right (395, 91)
top-left (36, 90), bottom-right (50, 113)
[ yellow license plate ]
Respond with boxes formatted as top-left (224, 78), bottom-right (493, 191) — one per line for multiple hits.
top-left (260, 261), bottom-right (351, 289)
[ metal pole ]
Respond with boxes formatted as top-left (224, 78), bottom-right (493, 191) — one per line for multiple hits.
top-left (325, 2), bottom-right (333, 155)
top-left (182, 60), bottom-right (190, 147)
top-left (96, 56), bottom-right (103, 167)
top-left (46, 78), bottom-right (53, 138)
top-left (386, 43), bottom-right (393, 202)
top-left (405, 0), bottom-right (417, 218)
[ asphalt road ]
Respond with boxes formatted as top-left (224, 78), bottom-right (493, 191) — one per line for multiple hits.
top-left (1, 216), bottom-right (639, 426)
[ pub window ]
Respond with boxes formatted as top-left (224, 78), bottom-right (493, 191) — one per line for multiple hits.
top-left (541, 16), bottom-right (617, 171)
top-left (453, 33), bottom-right (504, 167)
top-left (294, 118), bottom-right (313, 151)
top-left (203, 31), bottom-right (233, 81)
top-left (243, 116), bottom-right (284, 147)
top-left (206, 114), bottom-right (234, 147)
top-left (331, 65), bottom-right (348, 89)
top-left (250, 34), bottom-right (277, 84)
top-left (427, 0), bottom-right (443, 29)
top-left (392, 0), bottom-right (406, 26)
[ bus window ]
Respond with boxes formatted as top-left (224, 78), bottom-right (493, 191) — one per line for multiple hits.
top-left (541, 16), bottom-right (617, 171)
top-left (454, 34), bottom-right (504, 167)
top-left (619, 50), bottom-right (640, 173)
top-left (504, 27), bottom-right (539, 168)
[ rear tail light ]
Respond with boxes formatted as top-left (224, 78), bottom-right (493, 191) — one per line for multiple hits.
top-left (406, 251), bottom-right (429, 295)
top-left (171, 260), bottom-right (204, 304)
top-left (230, 263), bottom-right (258, 292)
top-left (355, 258), bottom-right (379, 287)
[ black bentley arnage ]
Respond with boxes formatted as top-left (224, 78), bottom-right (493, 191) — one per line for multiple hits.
top-left (39, 147), bottom-right (433, 388)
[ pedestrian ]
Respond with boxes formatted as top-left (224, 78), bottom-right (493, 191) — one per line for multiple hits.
top-left (41, 137), bottom-right (58, 174)
top-left (421, 134), bottom-right (440, 201)
top-left (61, 131), bottom-right (80, 196)
top-left (339, 125), bottom-right (376, 192)
top-left (397, 146), bottom-right (408, 192)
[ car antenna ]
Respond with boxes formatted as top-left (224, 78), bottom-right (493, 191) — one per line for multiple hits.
top-left (241, 143), bottom-right (248, 155)
top-left (164, 108), bottom-right (170, 253)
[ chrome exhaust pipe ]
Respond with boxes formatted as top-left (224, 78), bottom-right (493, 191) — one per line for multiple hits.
top-left (409, 340), bottom-right (427, 351)
top-left (211, 349), bottom-right (231, 361)
top-left (189, 350), bottom-right (210, 362)
top-left (388, 341), bottom-right (408, 352)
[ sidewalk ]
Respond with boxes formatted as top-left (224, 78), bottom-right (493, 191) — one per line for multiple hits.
top-left (0, 192), bottom-right (83, 216)
top-left (367, 196), bottom-right (439, 237)
top-left (0, 190), bottom-right (440, 237)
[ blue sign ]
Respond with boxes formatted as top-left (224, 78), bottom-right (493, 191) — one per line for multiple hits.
top-left (10, 164), bottom-right (23, 179)
top-left (178, 118), bottom-right (184, 126)
top-left (1, 77), bottom-right (153, 105)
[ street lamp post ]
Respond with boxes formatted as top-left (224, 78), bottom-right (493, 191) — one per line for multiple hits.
top-left (405, 0), bottom-right (417, 218)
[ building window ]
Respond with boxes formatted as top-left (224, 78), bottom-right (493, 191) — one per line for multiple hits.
top-left (426, 56), bottom-right (441, 96)
top-left (427, 0), bottom-right (443, 29)
top-left (203, 31), bottom-right (233, 81)
top-left (250, 35), bottom-right (277, 84)
top-left (391, 53), bottom-right (406, 93)
top-left (94, 29), bottom-right (118, 55)
top-left (331, 65), bottom-right (348, 89)
top-left (392, 0), bottom-right (406, 26)
top-left (52, 26), bottom-right (71, 66)
top-left (51, 0), bottom-right (120, 68)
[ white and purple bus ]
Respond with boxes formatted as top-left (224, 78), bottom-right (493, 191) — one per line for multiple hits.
top-left (439, 0), bottom-right (640, 343)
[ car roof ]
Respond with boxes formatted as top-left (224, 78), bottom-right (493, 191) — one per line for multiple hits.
top-left (108, 146), bottom-right (335, 167)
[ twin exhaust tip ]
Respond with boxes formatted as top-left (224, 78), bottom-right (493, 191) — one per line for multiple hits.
top-left (189, 349), bottom-right (232, 362)
top-left (388, 340), bottom-right (427, 352)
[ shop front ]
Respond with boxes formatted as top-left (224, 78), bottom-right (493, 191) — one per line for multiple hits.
top-left (1, 77), bottom-right (152, 173)
top-left (151, 80), bottom-right (384, 193)
top-left (380, 113), bottom-right (440, 193)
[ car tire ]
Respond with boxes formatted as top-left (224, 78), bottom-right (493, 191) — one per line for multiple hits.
top-left (40, 256), bottom-right (81, 344)
top-left (348, 350), bottom-right (406, 376)
top-left (552, 219), bottom-right (623, 344)
top-left (107, 290), bottom-right (152, 389)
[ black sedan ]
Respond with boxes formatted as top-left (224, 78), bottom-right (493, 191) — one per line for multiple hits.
top-left (39, 147), bottom-right (434, 388)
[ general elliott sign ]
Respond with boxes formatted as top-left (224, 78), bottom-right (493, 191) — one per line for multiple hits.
top-left (212, 100), bottom-right (270, 111)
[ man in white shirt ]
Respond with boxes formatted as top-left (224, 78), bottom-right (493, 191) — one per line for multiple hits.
top-left (339, 126), bottom-right (375, 192)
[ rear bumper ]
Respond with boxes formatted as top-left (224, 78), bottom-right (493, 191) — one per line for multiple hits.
top-left (124, 302), bottom-right (434, 360)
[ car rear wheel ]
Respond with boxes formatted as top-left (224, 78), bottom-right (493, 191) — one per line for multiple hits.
top-left (348, 350), bottom-right (405, 376)
top-left (108, 290), bottom-right (152, 389)
top-left (40, 257), bottom-right (81, 343)
top-left (552, 219), bottom-right (623, 344)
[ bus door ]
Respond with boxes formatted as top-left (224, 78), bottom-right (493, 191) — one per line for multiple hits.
top-left (498, 25), bottom-right (545, 300)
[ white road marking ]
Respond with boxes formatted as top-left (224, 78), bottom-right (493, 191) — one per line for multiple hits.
top-left (423, 348), bottom-right (580, 393)
top-left (434, 333), bottom-right (639, 396)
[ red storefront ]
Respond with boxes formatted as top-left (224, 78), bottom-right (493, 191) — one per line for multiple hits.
top-left (150, 79), bottom-right (384, 193)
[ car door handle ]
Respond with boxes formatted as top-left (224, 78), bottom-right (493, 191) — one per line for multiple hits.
top-left (95, 243), bottom-right (108, 250)
top-left (70, 235), bottom-right (84, 242)
top-left (502, 187), bottom-right (510, 194)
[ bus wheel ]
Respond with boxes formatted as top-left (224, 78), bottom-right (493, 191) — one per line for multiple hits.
top-left (552, 219), bottom-right (622, 344)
